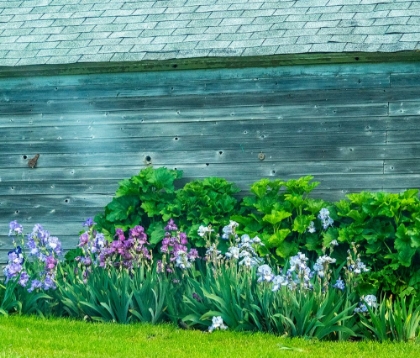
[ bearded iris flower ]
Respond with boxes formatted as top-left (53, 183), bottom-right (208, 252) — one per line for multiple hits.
top-left (257, 264), bottom-right (274, 282)
top-left (208, 316), bottom-right (228, 332)
top-left (318, 208), bottom-right (334, 230)
top-left (9, 220), bottom-right (23, 236)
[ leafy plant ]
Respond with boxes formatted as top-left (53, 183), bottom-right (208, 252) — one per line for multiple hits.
top-left (55, 264), bottom-right (168, 324)
top-left (0, 280), bottom-right (22, 316)
top-left (1, 221), bottom-right (62, 317)
top-left (94, 167), bottom-right (182, 244)
top-left (332, 190), bottom-right (420, 296)
top-left (176, 240), bottom-right (358, 339)
top-left (232, 176), bottom-right (328, 263)
top-left (358, 295), bottom-right (420, 342)
top-left (162, 177), bottom-right (240, 247)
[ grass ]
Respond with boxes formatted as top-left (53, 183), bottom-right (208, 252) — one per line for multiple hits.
top-left (0, 316), bottom-right (419, 358)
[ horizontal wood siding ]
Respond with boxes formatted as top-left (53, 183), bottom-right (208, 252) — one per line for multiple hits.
top-left (1, 61), bottom-right (420, 270)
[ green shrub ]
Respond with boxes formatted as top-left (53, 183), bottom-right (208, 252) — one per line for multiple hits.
top-left (231, 176), bottom-right (329, 264)
top-left (94, 167), bottom-right (182, 245)
top-left (162, 177), bottom-right (240, 247)
top-left (94, 168), bottom-right (239, 249)
top-left (330, 190), bottom-right (420, 297)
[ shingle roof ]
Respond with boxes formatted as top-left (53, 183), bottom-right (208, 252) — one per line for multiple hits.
top-left (0, 0), bottom-right (419, 67)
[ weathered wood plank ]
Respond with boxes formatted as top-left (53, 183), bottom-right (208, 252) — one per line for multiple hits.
top-left (0, 174), bottom-right (387, 197)
top-left (384, 160), bottom-right (420, 174)
top-left (0, 74), bottom-right (392, 103)
top-left (390, 73), bottom-right (420, 87)
top-left (163, 161), bottom-right (385, 177)
top-left (5, 84), bottom-right (420, 109)
top-left (384, 116), bottom-right (420, 131)
top-left (0, 166), bottom-right (141, 182)
top-left (0, 194), bottom-right (112, 209)
top-left (0, 131), bottom-right (387, 156)
top-left (386, 130), bottom-right (420, 144)
top-left (389, 101), bottom-right (420, 116)
top-left (0, 181), bottom-right (119, 196)
top-left (0, 159), bottom-right (385, 183)
top-left (0, 62), bottom-right (397, 90)
top-left (0, 207), bottom-right (103, 223)
top-left (0, 110), bottom-right (392, 129)
top-left (383, 144), bottom-right (420, 159)
top-left (0, 89), bottom-right (393, 115)
top-left (381, 174), bottom-right (420, 189)
top-left (0, 145), bottom-right (387, 170)
top-left (0, 118), bottom-right (388, 142)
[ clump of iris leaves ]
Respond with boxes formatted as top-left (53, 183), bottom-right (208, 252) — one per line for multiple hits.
top-left (1, 167), bottom-right (420, 342)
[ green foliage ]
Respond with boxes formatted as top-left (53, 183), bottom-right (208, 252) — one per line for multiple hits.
top-left (162, 177), bottom-right (240, 247)
top-left (54, 264), bottom-right (168, 324)
top-left (94, 167), bottom-right (182, 244)
top-left (95, 168), bottom-right (239, 250)
top-left (232, 176), bottom-right (326, 263)
top-left (0, 278), bottom-right (54, 317)
top-left (334, 190), bottom-right (420, 296)
top-left (175, 259), bottom-right (357, 339)
top-left (177, 260), bottom-right (260, 332)
top-left (275, 289), bottom-right (356, 340)
top-left (358, 296), bottom-right (420, 342)
top-left (64, 247), bottom-right (83, 265)
top-left (90, 169), bottom-right (420, 298)
top-left (0, 281), bottom-right (21, 316)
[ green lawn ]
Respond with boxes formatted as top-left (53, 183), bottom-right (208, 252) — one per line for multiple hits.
top-left (0, 316), bottom-right (418, 358)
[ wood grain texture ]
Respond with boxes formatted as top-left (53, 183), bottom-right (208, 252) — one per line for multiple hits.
top-left (1, 61), bottom-right (420, 265)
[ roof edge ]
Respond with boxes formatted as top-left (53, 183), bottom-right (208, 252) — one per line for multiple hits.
top-left (1, 51), bottom-right (420, 78)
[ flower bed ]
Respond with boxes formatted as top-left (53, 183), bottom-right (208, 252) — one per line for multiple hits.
top-left (1, 169), bottom-right (420, 341)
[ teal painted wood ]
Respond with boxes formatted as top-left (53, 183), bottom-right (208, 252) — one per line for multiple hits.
top-left (0, 118), bottom-right (389, 141)
top-left (2, 61), bottom-right (420, 276)
top-left (0, 146), bottom-right (388, 169)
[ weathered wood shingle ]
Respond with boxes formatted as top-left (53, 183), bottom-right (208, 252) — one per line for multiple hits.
top-left (0, 0), bottom-right (419, 66)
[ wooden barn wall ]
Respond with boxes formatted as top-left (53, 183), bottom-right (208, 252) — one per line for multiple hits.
top-left (1, 61), bottom-right (420, 268)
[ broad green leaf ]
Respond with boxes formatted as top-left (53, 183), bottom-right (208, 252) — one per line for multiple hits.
top-left (254, 196), bottom-right (282, 214)
top-left (275, 240), bottom-right (298, 258)
top-left (263, 210), bottom-right (292, 225)
top-left (268, 229), bottom-right (291, 247)
top-left (64, 248), bottom-right (83, 263)
top-left (395, 224), bottom-right (416, 266)
top-left (293, 215), bottom-right (314, 234)
top-left (284, 194), bottom-right (304, 209)
top-left (148, 167), bottom-right (182, 192)
top-left (304, 235), bottom-right (321, 252)
top-left (407, 228), bottom-right (420, 248)
top-left (322, 227), bottom-right (338, 247)
top-left (115, 178), bottom-right (139, 197)
top-left (250, 178), bottom-right (280, 198)
top-left (284, 175), bottom-right (319, 195)
top-left (100, 228), bottom-right (113, 243)
top-left (346, 210), bottom-right (367, 223)
top-left (105, 196), bottom-right (140, 222)
top-left (141, 200), bottom-right (162, 217)
top-left (306, 197), bottom-right (327, 212)
top-left (148, 222), bottom-right (166, 246)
